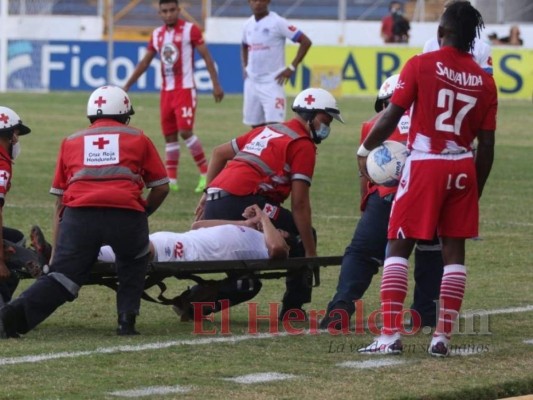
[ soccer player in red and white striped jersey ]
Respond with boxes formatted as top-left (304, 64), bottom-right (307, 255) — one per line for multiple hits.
top-left (124, 0), bottom-right (224, 193)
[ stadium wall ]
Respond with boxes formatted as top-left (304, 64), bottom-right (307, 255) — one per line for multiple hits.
top-left (1, 16), bottom-right (532, 99)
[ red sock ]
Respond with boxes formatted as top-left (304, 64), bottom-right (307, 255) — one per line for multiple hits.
top-left (185, 135), bottom-right (208, 174)
top-left (380, 257), bottom-right (409, 336)
top-left (435, 264), bottom-right (467, 338)
top-left (165, 142), bottom-right (180, 182)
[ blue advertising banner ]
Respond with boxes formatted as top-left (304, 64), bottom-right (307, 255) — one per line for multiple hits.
top-left (7, 40), bottom-right (243, 93)
top-left (6, 39), bottom-right (532, 99)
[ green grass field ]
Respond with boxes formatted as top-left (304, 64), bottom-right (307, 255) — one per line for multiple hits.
top-left (0, 92), bottom-right (532, 400)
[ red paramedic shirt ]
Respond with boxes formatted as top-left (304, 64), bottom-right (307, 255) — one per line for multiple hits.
top-left (209, 118), bottom-right (316, 204)
top-left (50, 119), bottom-right (168, 212)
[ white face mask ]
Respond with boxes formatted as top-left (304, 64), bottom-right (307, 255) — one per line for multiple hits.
top-left (11, 142), bottom-right (21, 160)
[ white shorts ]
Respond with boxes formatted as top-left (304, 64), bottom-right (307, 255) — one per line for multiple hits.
top-left (243, 78), bottom-right (286, 126)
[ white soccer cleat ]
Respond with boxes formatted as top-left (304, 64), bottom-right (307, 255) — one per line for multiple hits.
top-left (358, 334), bottom-right (403, 355)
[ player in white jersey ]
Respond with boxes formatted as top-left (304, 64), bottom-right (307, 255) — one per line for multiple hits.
top-left (241, 0), bottom-right (312, 127)
top-left (98, 204), bottom-right (289, 263)
top-left (422, 0), bottom-right (493, 74)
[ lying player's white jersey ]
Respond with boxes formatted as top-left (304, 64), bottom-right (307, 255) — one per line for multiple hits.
top-left (98, 225), bottom-right (269, 263)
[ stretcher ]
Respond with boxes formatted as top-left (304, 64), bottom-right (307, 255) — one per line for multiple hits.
top-left (85, 256), bottom-right (344, 305)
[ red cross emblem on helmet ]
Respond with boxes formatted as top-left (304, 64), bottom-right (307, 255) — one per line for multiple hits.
top-left (304, 95), bottom-right (316, 105)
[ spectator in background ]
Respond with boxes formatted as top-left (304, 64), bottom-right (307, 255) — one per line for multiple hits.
top-left (124, 0), bottom-right (224, 193)
top-left (499, 25), bottom-right (523, 46)
top-left (241, 0), bottom-right (312, 128)
top-left (381, 1), bottom-right (410, 44)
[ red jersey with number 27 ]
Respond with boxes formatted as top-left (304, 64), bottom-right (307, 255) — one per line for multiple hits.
top-left (391, 46), bottom-right (497, 154)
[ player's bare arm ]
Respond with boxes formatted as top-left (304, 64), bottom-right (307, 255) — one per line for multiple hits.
top-left (475, 129), bottom-right (495, 199)
top-left (196, 43), bottom-right (224, 102)
top-left (241, 43), bottom-right (249, 79)
top-left (50, 195), bottom-right (65, 264)
top-left (144, 183), bottom-right (170, 216)
top-left (123, 50), bottom-right (157, 92)
top-left (290, 180), bottom-right (316, 257)
top-left (194, 142), bottom-right (236, 220)
top-left (276, 33), bottom-right (312, 85)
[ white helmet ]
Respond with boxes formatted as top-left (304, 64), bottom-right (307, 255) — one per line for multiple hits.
top-left (0, 106), bottom-right (31, 136)
top-left (87, 85), bottom-right (134, 118)
top-left (374, 74), bottom-right (399, 113)
top-left (292, 88), bottom-right (344, 123)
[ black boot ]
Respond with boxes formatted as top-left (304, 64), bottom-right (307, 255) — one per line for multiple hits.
top-left (117, 313), bottom-right (139, 336)
top-left (0, 304), bottom-right (25, 339)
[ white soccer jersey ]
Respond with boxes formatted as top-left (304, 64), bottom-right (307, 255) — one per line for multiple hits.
top-left (422, 37), bottom-right (493, 74)
top-left (242, 11), bottom-right (302, 82)
top-left (98, 225), bottom-right (269, 263)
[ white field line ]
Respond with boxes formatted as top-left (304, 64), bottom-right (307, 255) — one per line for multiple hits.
top-left (0, 333), bottom-right (289, 366)
top-left (463, 305), bottom-right (533, 317)
top-left (223, 372), bottom-right (297, 384)
top-left (0, 304), bottom-right (532, 367)
top-left (337, 359), bottom-right (406, 368)
top-left (108, 385), bottom-right (192, 397)
top-left (524, 339), bottom-right (533, 345)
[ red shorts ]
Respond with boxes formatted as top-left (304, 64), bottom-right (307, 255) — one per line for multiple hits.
top-left (160, 88), bottom-right (197, 135)
top-left (388, 151), bottom-right (479, 240)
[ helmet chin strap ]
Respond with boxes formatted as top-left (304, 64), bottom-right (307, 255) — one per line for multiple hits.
top-left (308, 119), bottom-right (322, 144)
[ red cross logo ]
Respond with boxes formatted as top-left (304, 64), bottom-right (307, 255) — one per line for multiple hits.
top-left (123, 96), bottom-right (130, 108)
top-left (93, 137), bottom-right (110, 149)
top-left (304, 95), bottom-right (316, 105)
top-left (383, 82), bottom-right (390, 92)
top-left (94, 96), bottom-right (107, 107)
top-left (0, 171), bottom-right (8, 180)
top-left (0, 114), bottom-right (9, 124)
top-left (264, 204), bottom-right (272, 214)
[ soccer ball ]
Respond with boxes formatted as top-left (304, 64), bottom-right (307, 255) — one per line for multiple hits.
top-left (366, 141), bottom-right (408, 187)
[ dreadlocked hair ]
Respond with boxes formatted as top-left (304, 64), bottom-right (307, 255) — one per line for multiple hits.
top-left (441, 1), bottom-right (484, 53)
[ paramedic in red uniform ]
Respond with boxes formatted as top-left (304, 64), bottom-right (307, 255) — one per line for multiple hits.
top-left (0, 106), bottom-right (31, 306)
top-left (194, 88), bottom-right (344, 320)
top-left (0, 86), bottom-right (169, 339)
top-left (357, 2), bottom-right (497, 356)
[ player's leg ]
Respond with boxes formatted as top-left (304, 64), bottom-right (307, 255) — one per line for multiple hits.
top-left (176, 88), bottom-right (208, 192)
top-left (321, 192), bottom-right (392, 330)
top-left (259, 80), bottom-right (286, 126)
top-left (161, 90), bottom-right (180, 191)
top-left (429, 157), bottom-right (477, 356)
top-left (411, 236), bottom-right (443, 328)
top-left (243, 78), bottom-right (266, 127)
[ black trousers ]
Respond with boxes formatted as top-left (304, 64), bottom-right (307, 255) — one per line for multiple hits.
top-left (9, 207), bottom-right (150, 334)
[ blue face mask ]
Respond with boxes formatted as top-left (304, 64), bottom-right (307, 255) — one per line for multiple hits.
top-left (315, 122), bottom-right (331, 141)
